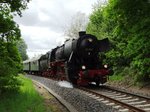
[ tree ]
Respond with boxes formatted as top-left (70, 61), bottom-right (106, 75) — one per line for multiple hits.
top-left (0, 0), bottom-right (30, 92)
top-left (0, 0), bottom-right (30, 16)
top-left (64, 12), bottom-right (88, 38)
top-left (87, 0), bottom-right (150, 83)
top-left (16, 38), bottom-right (28, 61)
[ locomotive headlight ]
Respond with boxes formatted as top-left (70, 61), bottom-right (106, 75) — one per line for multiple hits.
top-left (104, 64), bottom-right (108, 68)
top-left (82, 65), bottom-right (86, 70)
top-left (88, 38), bottom-right (93, 42)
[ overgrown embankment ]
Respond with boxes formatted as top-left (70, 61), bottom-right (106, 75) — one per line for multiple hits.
top-left (0, 75), bottom-right (46, 112)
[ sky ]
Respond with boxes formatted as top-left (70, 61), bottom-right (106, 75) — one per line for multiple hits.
top-left (14, 0), bottom-right (99, 59)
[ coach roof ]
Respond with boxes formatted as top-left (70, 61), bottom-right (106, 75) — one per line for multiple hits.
top-left (23, 55), bottom-right (42, 63)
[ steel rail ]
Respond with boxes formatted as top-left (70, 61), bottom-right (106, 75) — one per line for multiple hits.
top-left (78, 87), bottom-right (146, 112)
top-left (104, 85), bottom-right (150, 100)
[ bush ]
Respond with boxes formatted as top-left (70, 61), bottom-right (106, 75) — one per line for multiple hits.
top-left (0, 57), bottom-right (21, 93)
top-left (0, 43), bottom-right (22, 93)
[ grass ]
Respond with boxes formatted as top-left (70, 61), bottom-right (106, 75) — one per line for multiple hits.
top-left (109, 74), bottom-right (124, 82)
top-left (0, 75), bottom-right (46, 112)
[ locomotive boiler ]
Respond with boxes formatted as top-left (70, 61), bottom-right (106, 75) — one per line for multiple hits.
top-left (23, 31), bottom-right (113, 86)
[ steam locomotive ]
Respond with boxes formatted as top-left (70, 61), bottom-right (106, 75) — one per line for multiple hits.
top-left (23, 31), bottom-right (113, 86)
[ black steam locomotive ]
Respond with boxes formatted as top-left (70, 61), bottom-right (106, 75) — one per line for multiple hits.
top-left (23, 31), bottom-right (113, 86)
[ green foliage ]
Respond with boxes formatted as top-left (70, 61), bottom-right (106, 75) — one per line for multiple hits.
top-left (0, 42), bottom-right (22, 91)
top-left (87, 0), bottom-right (150, 83)
top-left (0, 57), bottom-right (21, 91)
top-left (0, 9), bottom-right (21, 42)
top-left (0, 0), bottom-right (30, 16)
top-left (109, 74), bottom-right (124, 81)
top-left (0, 0), bottom-right (30, 92)
top-left (16, 38), bottom-right (28, 61)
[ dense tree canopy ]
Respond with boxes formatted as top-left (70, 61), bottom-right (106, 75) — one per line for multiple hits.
top-left (87, 0), bottom-right (150, 83)
top-left (0, 0), bottom-right (30, 92)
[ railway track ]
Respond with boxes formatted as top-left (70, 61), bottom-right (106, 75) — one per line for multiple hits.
top-left (78, 86), bottom-right (150, 112)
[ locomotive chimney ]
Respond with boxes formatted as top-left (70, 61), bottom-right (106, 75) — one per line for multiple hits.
top-left (79, 31), bottom-right (86, 37)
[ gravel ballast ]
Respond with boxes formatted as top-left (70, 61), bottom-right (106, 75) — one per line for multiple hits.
top-left (26, 75), bottom-right (117, 112)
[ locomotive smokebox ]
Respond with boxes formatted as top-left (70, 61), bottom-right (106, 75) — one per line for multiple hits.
top-left (79, 31), bottom-right (86, 37)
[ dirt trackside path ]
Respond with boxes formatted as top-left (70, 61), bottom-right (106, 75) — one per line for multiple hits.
top-left (107, 81), bottom-right (150, 97)
top-left (33, 81), bottom-right (69, 112)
